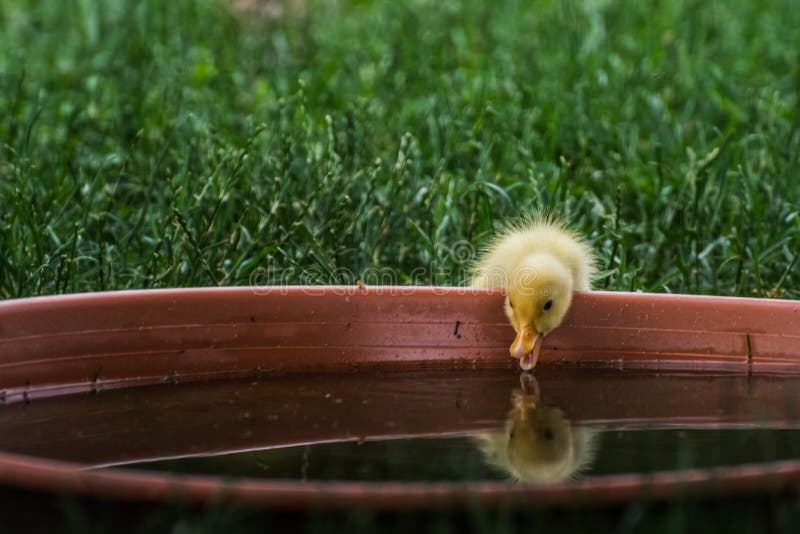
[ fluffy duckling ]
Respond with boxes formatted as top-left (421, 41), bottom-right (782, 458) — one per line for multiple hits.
top-left (471, 217), bottom-right (595, 371)
top-left (475, 375), bottom-right (598, 483)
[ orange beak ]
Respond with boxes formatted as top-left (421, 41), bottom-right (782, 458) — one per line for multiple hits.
top-left (510, 326), bottom-right (542, 371)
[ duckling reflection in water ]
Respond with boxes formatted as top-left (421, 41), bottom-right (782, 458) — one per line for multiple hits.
top-left (475, 375), bottom-right (598, 483)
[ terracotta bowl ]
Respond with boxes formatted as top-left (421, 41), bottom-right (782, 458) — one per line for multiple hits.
top-left (1, 287), bottom-right (799, 508)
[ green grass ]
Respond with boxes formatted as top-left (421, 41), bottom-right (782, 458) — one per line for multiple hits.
top-left (1, 0), bottom-right (799, 298)
top-left (2, 485), bottom-right (800, 534)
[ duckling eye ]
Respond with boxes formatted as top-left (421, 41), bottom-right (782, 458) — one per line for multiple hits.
top-left (508, 299), bottom-right (514, 309)
top-left (543, 299), bottom-right (553, 311)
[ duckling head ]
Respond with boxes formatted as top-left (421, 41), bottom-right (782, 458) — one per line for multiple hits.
top-left (505, 253), bottom-right (573, 370)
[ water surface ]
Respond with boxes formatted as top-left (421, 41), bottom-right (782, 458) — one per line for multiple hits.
top-left (2, 366), bottom-right (799, 483)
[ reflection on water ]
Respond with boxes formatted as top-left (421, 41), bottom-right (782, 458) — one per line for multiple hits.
top-left (475, 374), bottom-right (598, 483)
top-left (2, 367), bottom-right (800, 483)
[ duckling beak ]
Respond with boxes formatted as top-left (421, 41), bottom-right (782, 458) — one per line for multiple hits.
top-left (510, 326), bottom-right (543, 372)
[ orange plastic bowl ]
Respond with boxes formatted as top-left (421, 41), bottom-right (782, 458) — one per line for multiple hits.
top-left (1, 287), bottom-right (799, 508)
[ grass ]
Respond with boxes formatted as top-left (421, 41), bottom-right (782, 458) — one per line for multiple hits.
top-left (1, 0), bottom-right (799, 298)
top-left (2, 0), bottom-right (800, 531)
top-left (2, 485), bottom-right (800, 534)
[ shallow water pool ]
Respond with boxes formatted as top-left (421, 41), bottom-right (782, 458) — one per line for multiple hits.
top-left (2, 366), bottom-right (799, 485)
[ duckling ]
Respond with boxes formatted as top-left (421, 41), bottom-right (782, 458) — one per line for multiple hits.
top-left (471, 217), bottom-right (595, 371)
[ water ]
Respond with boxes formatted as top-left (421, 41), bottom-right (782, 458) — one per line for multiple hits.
top-left (127, 429), bottom-right (800, 482)
top-left (2, 367), bottom-right (800, 484)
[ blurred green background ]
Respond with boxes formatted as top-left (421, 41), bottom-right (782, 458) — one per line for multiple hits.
top-left (2, 0), bottom-right (799, 298)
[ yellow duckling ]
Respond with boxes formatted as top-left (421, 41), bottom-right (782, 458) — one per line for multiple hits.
top-left (471, 217), bottom-right (595, 370)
